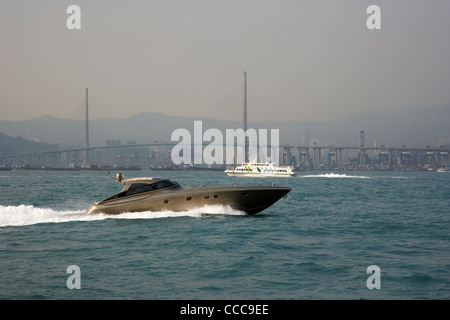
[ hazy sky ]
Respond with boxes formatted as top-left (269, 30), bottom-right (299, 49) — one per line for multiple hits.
top-left (1, 0), bottom-right (450, 123)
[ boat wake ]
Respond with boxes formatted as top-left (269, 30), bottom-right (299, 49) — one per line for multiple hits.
top-left (0, 204), bottom-right (245, 227)
top-left (301, 173), bottom-right (370, 179)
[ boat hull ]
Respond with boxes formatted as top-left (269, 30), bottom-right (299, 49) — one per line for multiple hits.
top-left (224, 161), bottom-right (296, 177)
top-left (86, 185), bottom-right (291, 215)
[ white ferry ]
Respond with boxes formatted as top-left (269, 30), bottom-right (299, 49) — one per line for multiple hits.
top-left (225, 161), bottom-right (296, 177)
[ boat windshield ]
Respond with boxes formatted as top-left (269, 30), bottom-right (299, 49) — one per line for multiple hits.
top-left (103, 179), bottom-right (179, 201)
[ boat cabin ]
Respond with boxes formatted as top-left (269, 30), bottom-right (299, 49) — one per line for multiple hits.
top-left (102, 178), bottom-right (180, 202)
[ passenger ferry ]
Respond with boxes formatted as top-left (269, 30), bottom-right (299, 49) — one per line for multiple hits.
top-left (225, 161), bottom-right (296, 177)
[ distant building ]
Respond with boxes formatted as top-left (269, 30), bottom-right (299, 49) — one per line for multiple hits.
top-left (303, 127), bottom-right (310, 147)
top-left (438, 138), bottom-right (450, 147)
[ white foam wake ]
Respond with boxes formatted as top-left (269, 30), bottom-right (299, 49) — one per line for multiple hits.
top-left (0, 204), bottom-right (245, 227)
top-left (301, 173), bottom-right (370, 179)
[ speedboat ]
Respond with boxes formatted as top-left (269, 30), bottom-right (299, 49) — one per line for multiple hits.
top-left (86, 173), bottom-right (291, 215)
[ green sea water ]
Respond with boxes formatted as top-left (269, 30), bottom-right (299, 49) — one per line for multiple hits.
top-left (0, 170), bottom-right (449, 299)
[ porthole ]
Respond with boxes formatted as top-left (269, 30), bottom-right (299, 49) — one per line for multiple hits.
top-left (204, 195), bottom-right (210, 199)
top-left (163, 200), bottom-right (169, 204)
top-left (242, 192), bottom-right (248, 197)
top-left (213, 195), bottom-right (219, 198)
top-left (186, 197), bottom-right (192, 201)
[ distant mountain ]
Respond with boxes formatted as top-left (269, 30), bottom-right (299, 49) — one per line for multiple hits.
top-left (317, 105), bottom-right (450, 146)
top-left (0, 115), bottom-right (83, 146)
top-left (0, 132), bottom-right (58, 153)
top-left (0, 105), bottom-right (449, 150)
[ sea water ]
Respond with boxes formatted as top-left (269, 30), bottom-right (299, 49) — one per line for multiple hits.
top-left (0, 170), bottom-right (449, 299)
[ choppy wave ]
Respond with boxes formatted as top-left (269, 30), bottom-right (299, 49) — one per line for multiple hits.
top-left (0, 204), bottom-right (245, 227)
top-left (300, 173), bottom-right (415, 179)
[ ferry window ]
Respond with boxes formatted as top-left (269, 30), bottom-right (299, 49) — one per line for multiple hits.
top-left (164, 200), bottom-right (169, 204)
top-left (204, 195), bottom-right (210, 199)
top-left (213, 195), bottom-right (219, 198)
top-left (186, 197), bottom-right (192, 201)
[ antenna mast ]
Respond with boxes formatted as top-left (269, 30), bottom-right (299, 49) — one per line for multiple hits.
top-left (243, 71), bottom-right (247, 133)
top-left (85, 88), bottom-right (89, 149)
top-left (243, 71), bottom-right (248, 162)
top-left (84, 88), bottom-right (90, 167)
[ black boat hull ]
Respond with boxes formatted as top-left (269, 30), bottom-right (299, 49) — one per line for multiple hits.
top-left (87, 185), bottom-right (291, 215)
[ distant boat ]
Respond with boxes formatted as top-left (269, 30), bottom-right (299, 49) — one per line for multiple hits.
top-left (0, 166), bottom-right (12, 171)
top-left (184, 165), bottom-right (225, 172)
top-left (45, 167), bottom-right (80, 171)
top-left (150, 165), bottom-right (182, 171)
top-left (80, 165), bottom-right (141, 171)
top-left (225, 161), bottom-right (296, 177)
top-left (17, 165), bottom-right (46, 170)
top-left (437, 167), bottom-right (448, 173)
top-left (151, 164), bottom-right (225, 171)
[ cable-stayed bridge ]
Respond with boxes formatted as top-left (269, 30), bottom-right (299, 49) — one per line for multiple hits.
top-left (1, 86), bottom-right (448, 171)
top-left (1, 142), bottom-right (448, 171)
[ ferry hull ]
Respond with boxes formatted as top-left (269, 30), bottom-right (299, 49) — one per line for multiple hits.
top-left (224, 161), bottom-right (296, 177)
top-left (226, 172), bottom-right (296, 177)
top-left (87, 185), bottom-right (291, 215)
